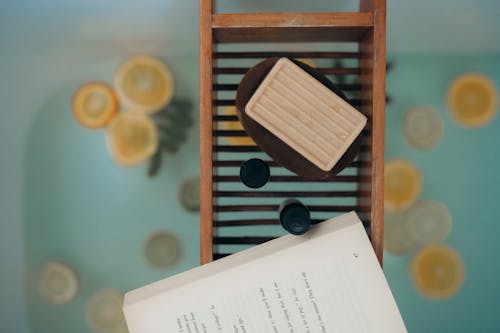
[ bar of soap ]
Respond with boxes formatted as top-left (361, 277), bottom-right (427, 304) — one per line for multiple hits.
top-left (245, 57), bottom-right (367, 171)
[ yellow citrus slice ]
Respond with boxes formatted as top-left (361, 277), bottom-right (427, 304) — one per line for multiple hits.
top-left (37, 261), bottom-right (79, 304)
top-left (384, 212), bottom-right (417, 256)
top-left (72, 82), bottom-right (118, 129)
top-left (384, 160), bottom-right (422, 212)
top-left (403, 106), bottom-right (444, 150)
top-left (447, 73), bottom-right (498, 128)
top-left (411, 245), bottom-right (465, 299)
top-left (115, 55), bottom-right (174, 113)
top-left (106, 110), bottom-right (159, 166)
top-left (406, 200), bottom-right (452, 246)
top-left (85, 289), bottom-right (128, 333)
top-left (144, 231), bottom-right (182, 268)
top-left (220, 106), bottom-right (256, 146)
top-left (296, 58), bottom-right (316, 68)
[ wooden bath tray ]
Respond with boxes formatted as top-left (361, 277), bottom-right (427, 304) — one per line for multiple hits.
top-left (199, 0), bottom-right (386, 264)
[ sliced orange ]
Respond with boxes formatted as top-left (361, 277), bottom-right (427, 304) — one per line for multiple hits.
top-left (219, 106), bottom-right (256, 146)
top-left (447, 73), bottom-right (498, 128)
top-left (295, 58), bottom-right (316, 68)
top-left (144, 231), bottom-right (182, 268)
top-left (37, 261), bottom-right (79, 304)
top-left (106, 110), bottom-right (159, 166)
top-left (411, 245), bottom-right (465, 299)
top-left (384, 212), bottom-right (417, 256)
top-left (406, 200), bottom-right (452, 246)
top-left (72, 82), bottom-right (118, 129)
top-left (403, 106), bottom-right (443, 150)
top-left (115, 55), bottom-right (174, 113)
top-left (384, 160), bottom-right (422, 212)
top-left (85, 289), bottom-right (128, 333)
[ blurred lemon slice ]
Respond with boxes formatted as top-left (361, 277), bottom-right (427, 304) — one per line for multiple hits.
top-left (384, 212), bottom-right (417, 256)
top-left (144, 231), bottom-right (182, 268)
top-left (447, 73), bottom-right (498, 128)
top-left (296, 58), bottom-right (316, 68)
top-left (37, 261), bottom-right (79, 304)
top-left (411, 245), bottom-right (465, 299)
top-left (106, 110), bottom-right (159, 166)
top-left (115, 55), bottom-right (174, 113)
top-left (86, 289), bottom-right (128, 333)
top-left (403, 106), bottom-right (443, 150)
top-left (384, 160), bottom-right (422, 212)
top-left (406, 200), bottom-right (452, 246)
top-left (178, 176), bottom-right (200, 212)
top-left (72, 82), bottom-right (118, 129)
top-left (220, 106), bottom-right (255, 146)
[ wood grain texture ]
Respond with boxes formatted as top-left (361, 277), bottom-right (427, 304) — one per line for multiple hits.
top-left (358, 0), bottom-right (386, 265)
top-left (213, 12), bottom-right (373, 43)
top-left (212, 12), bottom-right (373, 28)
top-left (199, 0), bottom-right (214, 264)
top-left (214, 27), bottom-right (371, 43)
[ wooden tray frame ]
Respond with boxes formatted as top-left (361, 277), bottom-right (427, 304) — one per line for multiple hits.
top-left (200, 0), bottom-right (386, 264)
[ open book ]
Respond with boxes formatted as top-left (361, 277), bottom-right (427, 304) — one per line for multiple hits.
top-left (124, 212), bottom-right (407, 332)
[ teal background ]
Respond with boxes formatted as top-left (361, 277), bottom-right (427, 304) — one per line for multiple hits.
top-left (1, 1), bottom-right (500, 332)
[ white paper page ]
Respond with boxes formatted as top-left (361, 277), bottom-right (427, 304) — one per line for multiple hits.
top-left (124, 212), bottom-right (407, 333)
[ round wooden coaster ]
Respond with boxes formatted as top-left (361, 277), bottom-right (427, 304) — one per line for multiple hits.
top-left (235, 57), bottom-right (363, 179)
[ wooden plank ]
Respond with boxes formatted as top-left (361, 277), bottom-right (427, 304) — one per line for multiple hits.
top-left (213, 51), bottom-right (362, 59)
top-left (359, 0), bottom-right (386, 265)
top-left (199, 0), bottom-right (214, 264)
top-left (213, 236), bottom-right (276, 245)
top-left (213, 12), bottom-right (373, 43)
top-left (214, 27), bottom-right (371, 43)
top-left (212, 160), bottom-right (363, 168)
top-left (213, 99), bottom-right (363, 107)
top-left (212, 12), bottom-right (373, 29)
top-left (213, 219), bottom-right (324, 227)
top-left (214, 205), bottom-right (361, 212)
top-left (213, 83), bottom-right (362, 92)
top-left (213, 175), bottom-right (359, 182)
top-left (213, 67), bottom-right (361, 75)
top-left (213, 190), bottom-right (361, 197)
top-left (213, 144), bottom-right (371, 153)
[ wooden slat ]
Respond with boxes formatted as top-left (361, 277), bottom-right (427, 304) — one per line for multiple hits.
top-left (212, 144), bottom-right (371, 152)
top-left (213, 12), bottom-right (373, 43)
top-left (213, 219), bottom-right (323, 227)
top-left (213, 253), bottom-right (231, 259)
top-left (214, 205), bottom-right (358, 212)
top-left (213, 160), bottom-right (363, 168)
top-left (213, 115), bottom-right (239, 121)
top-left (199, 0), bottom-right (213, 264)
top-left (213, 175), bottom-right (359, 182)
top-left (213, 51), bottom-right (362, 59)
top-left (213, 190), bottom-right (360, 197)
top-left (214, 67), bottom-right (361, 75)
top-left (213, 130), bottom-right (248, 137)
top-left (213, 83), bottom-right (362, 92)
top-left (213, 218), bottom-right (370, 227)
top-left (213, 12), bottom-right (373, 28)
top-left (213, 236), bottom-right (276, 245)
top-left (213, 99), bottom-right (363, 107)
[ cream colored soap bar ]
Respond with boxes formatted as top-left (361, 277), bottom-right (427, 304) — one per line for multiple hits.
top-left (245, 57), bottom-right (367, 171)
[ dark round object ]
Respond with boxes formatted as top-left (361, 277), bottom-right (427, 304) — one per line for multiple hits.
top-left (235, 57), bottom-right (363, 179)
top-left (240, 158), bottom-right (270, 188)
top-left (279, 199), bottom-right (311, 235)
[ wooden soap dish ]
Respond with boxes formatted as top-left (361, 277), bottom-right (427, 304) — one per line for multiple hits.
top-left (236, 57), bottom-right (365, 179)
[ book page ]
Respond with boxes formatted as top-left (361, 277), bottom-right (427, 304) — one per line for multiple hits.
top-left (124, 212), bottom-right (407, 333)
